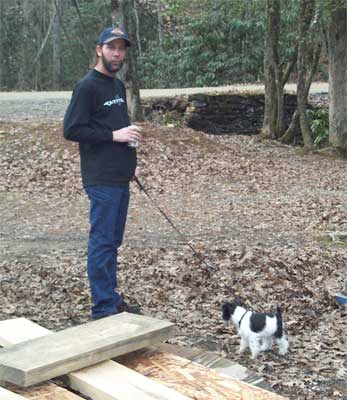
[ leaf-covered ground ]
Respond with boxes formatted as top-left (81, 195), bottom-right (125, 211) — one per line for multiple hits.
top-left (0, 119), bottom-right (346, 400)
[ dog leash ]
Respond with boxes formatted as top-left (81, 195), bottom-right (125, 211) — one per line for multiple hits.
top-left (134, 176), bottom-right (213, 277)
top-left (238, 310), bottom-right (249, 327)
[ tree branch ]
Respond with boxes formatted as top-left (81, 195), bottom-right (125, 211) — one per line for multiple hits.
top-left (283, 47), bottom-right (298, 84)
top-left (30, 10), bottom-right (56, 69)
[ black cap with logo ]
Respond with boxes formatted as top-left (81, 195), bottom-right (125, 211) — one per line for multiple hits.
top-left (97, 26), bottom-right (131, 47)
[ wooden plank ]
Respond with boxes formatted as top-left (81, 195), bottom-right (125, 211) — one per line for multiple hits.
top-left (68, 360), bottom-right (190, 400)
top-left (116, 348), bottom-right (288, 400)
top-left (0, 387), bottom-right (26, 400)
top-left (0, 319), bottom-right (86, 400)
top-left (0, 313), bottom-right (174, 386)
top-left (0, 318), bottom-right (50, 347)
top-left (0, 318), bottom-right (191, 400)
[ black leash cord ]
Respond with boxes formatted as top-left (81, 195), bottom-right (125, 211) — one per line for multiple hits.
top-left (134, 177), bottom-right (213, 277)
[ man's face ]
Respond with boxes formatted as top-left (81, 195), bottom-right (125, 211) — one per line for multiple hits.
top-left (97, 39), bottom-right (127, 74)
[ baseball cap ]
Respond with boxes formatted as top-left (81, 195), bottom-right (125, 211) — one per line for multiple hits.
top-left (97, 26), bottom-right (131, 47)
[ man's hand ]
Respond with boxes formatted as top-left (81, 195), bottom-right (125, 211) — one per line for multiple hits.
top-left (112, 125), bottom-right (142, 143)
top-left (131, 167), bottom-right (141, 182)
top-left (134, 167), bottom-right (141, 178)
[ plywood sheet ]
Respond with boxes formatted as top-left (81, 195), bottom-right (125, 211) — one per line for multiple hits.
top-left (156, 343), bottom-right (270, 390)
top-left (0, 313), bottom-right (174, 386)
top-left (3, 382), bottom-right (83, 400)
top-left (116, 349), bottom-right (288, 400)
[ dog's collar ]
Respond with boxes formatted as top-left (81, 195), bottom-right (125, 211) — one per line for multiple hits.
top-left (238, 310), bottom-right (248, 327)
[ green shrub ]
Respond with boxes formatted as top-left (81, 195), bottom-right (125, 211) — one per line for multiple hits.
top-left (138, 4), bottom-right (265, 88)
top-left (307, 108), bottom-right (329, 148)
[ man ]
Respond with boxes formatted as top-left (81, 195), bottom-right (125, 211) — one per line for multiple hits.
top-left (64, 26), bottom-right (142, 320)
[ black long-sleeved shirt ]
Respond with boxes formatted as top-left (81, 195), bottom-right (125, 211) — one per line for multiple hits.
top-left (63, 69), bottom-right (136, 187)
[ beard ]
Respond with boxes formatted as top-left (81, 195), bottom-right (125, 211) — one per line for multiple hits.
top-left (101, 53), bottom-right (124, 74)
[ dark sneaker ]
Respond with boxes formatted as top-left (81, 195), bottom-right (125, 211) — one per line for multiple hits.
top-left (118, 300), bottom-right (142, 315)
top-left (91, 312), bottom-right (117, 320)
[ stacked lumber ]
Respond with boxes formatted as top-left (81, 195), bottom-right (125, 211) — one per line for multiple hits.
top-left (0, 315), bottom-right (287, 400)
top-left (0, 313), bottom-right (174, 386)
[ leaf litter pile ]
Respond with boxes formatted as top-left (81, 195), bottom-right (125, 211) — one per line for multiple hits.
top-left (0, 119), bottom-right (347, 399)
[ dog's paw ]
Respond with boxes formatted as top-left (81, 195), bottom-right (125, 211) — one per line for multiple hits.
top-left (278, 348), bottom-right (288, 355)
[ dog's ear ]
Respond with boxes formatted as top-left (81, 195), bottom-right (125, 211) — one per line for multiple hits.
top-left (222, 302), bottom-right (232, 321)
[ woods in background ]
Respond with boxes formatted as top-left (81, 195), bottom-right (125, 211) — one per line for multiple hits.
top-left (262, 0), bottom-right (346, 155)
top-left (0, 0), bottom-right (110, 90)
top-left (0, 0), bottom-right (345, 154)
top-left (0, 0), bottom-right (322, 91)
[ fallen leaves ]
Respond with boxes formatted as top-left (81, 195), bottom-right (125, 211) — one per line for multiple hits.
top-left (0, 118), bottom-right (347, 399)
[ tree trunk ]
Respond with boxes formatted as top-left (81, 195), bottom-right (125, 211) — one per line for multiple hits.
top-left (111, 0), bottom-right (124, 26)
top-left (328, 3), bottom-right (347, 158)
top-left (122, 0), bottom-right (144, 121)
top-left (0, 0), bottom-right (4, 89)
top-left (157, 0), bottom-right (164, 48)
top-left (134, 2), bottom-right (142, 57)
top-left (110, 0), bottom-right (125, 84)
top-left (52, 0), bottom-right (65, 89)
top-left (111, 0), bottom-right (143, 122)
top-left (280, 110), bottom-right (300, 144)
top-left (281, 40), bottom-right (321, 145)
top-left (262, 0), bottom-right (280, 139)
top-left (262, 0), bottom-right (298, 141)
top-left (275, 76), bottom-right (284, 136)
top-left (296, 0), bottom-right (319, 150)
top-left (18, 0), bottom-right (31, 90)
top-left (31, 10), bottom-right (56, 70)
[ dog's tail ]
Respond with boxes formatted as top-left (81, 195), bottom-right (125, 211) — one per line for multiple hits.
top-left (274, 305), bottom-right (284, 339)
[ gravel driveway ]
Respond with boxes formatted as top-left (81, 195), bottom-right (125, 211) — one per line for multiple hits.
top-left (0, 82), bottom-right (328, 120)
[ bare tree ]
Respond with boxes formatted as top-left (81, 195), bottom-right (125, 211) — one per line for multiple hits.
top-left (111, 0), bottom-right (144, 122)
top-left (296, 0), bottom-right (321, 150)
top-left (280, 39), bottom-right (321, 145)
top-left (263, 0), bottom-right (322, 148)
top-left (262, 0), bottom-right (297, 139)
top-left (52, 0), bottom-right (66, 89)
top-left (0, 0), bottom-right (4, 89)
top-left (18, 0), bottom-right (32, 90)
top-left (26, 0), bottom-right (57, 88)
top-left (134, 2), bottom-right (142, 57)
top-left (328, 1), bottom-right (347, 157)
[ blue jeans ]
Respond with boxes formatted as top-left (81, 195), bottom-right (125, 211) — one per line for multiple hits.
top-left (84, 185), bottom-right (130, 319)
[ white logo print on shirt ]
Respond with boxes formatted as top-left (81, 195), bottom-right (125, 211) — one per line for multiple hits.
top-left (103, 95), bottom-right (125, 107)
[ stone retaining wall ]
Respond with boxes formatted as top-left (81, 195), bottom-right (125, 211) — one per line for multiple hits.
top-left (186, 93), bottom-right (296, 134)
top-left (143, 92), bottom-right (328, 135)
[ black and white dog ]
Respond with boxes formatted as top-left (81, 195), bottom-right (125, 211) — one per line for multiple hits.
top-left (222, 301), bottom-right (289, 359)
